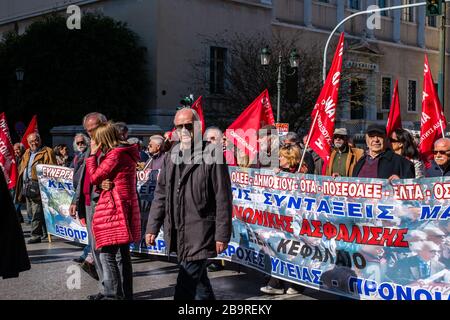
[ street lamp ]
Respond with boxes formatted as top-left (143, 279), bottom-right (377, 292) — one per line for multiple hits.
top-left (260, 48), bottom-right (300, 122)
top-left (15, 67), bottom-right (25, 81)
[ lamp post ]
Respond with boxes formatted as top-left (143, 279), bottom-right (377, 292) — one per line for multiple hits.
top-left (15, 67), bottom-right (25, 82)
top-left (260, 47), bottom-right (300, 122)
top-left (15, 68), bottom-right (25, 127)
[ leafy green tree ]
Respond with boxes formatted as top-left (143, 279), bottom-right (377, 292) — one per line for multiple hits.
top-left (0, 13), bottom-right (148, 143)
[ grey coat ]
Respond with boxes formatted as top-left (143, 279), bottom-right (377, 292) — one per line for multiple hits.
top-left (146, 143), bottom-right (233, 262)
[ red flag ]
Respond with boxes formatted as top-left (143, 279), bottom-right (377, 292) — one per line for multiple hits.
top-left (307, 33), bottom-right (345, 167)
top-left (225, 89), bottom-right (275, 160)
top-left (191, 96), bottom-right (206, 134)
top-left (386, 80), bottom-right (402, 137)
top-left (419, 55), bottom-right (447, 166)
top-left (0, 114), bottom-right (18, 189)
top-left (21, 115), bottom-right (39, 149)
top-left (0, 112), bottom-right (13, 144)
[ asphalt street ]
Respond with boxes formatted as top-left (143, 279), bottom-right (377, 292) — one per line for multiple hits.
top-left (0, 220), bottom-right (339, 300)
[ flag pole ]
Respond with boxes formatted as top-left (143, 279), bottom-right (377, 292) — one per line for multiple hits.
top-left (298, 111), bottom-right (320, 173)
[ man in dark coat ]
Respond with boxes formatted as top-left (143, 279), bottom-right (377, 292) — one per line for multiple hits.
top-left (426, 138), bottom-right (450, 177)
top-left (352, 124), bottom-right (415, 179)
top-left (0, 168), bottom-right (30, 279)
top-left (145, 108), bottom-right (233, 300)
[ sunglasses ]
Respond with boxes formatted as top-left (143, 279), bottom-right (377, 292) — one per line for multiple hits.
top-left (333, 135), bottom-right (346, 140)
top-left (175, 123), bottom-right (194, 131)
top-left (76, 141), bottom-right (85, 145)
top-left (433, 150), bottom-right (450, 155)
top-left (390, 138), bottom-right (401, 143)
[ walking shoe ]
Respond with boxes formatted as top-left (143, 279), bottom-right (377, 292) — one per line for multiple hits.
top-left (72, 257), bottom-right (85, 264)
top-left (27, 237), bottom-right (41, 244)
top-left (87, 293), bottom-right (104, 300)
top-left (286, 287), bottom-right (300, 295)
top-left (260, 286), bottom-right (284, 295)
top-left (80, 261), bottom-right (99, 281)
top-left (207, 262), bottom-right (224, 272)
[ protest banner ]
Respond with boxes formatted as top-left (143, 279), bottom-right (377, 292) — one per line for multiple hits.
top-left (130, 169), bottom-right (166, 255)
top-left (37, 164), bottom-right (88, 244)
top-left (37, 165), bottom-right (166, 253)
top-left (37, 164), bottom-right (449, 300)
top-left (222, 167), bottom-right (449, 300)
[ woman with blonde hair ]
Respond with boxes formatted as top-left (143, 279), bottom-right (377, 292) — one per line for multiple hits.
top-left (261, 144), bottom-right (310, 296)
top-left (85, 121), bottom-right (141, 300)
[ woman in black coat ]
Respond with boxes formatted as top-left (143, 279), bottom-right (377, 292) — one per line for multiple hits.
top-left (0, 169), bottom-right (30, 279)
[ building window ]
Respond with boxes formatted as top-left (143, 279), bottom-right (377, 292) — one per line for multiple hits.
top-left (318, 0), bottom-right (329, 3)
top-left (349, 0), bottom-right (360, 10)
top-left (350, 78), bottom-right (366, 119)
top-left (402, 0), bottom-right (415, 23)
top-left (210, 47), bottom-right (227, 94)
top-left (428, 16), bottom-right (437, 27)
top-left (407, 80), bottom-right (417, 112)
top-left (381, 77), bottom-right (392, 111)
top-left (378, 0), bottom-right (390, 17)
top-left (260, 0), bottom-right (272, 5)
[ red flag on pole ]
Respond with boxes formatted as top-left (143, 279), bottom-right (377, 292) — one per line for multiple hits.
top-left (0, 112), bottom-right (13, 144)
top-left (0, 114), bottom-right (18, 189)
top-left (21, 115), bottom-right (39, 149)
top-left (386, 80), bottom-right (402, 137)
top-left (191, 96), bottom-right (206, 134)
top-left (306, 33), bottom-right (345, 169)
top-left (225, 89), bottom-right (275, 160)
top-left (419, 55), bottom-right (447, 166)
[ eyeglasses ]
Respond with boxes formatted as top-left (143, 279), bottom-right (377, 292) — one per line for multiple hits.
top-left (333, 135), bottom-right (346, 140)
top-left (175, 123), bottom-right (194, 131)
top-left (76, 141), bottom-right (85, 145)
top-left (390, 138), bottom-right (400, 143)
top-left (433, 150), bottom-right (450, 155)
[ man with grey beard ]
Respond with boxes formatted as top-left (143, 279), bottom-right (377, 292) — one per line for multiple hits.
top-left (325, 128), bottom-right (364, 177)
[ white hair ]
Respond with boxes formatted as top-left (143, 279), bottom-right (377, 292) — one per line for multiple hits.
top-left (72, 133), bottom-right (90, 151)
top-left (82, 112), bottom-right (107, 126)
top-left (150, 135), bottom-right (164, 146)
top-left (410, 240), bottom-right (440, 253)
top-left (26, 132), bottom-right (40, 141)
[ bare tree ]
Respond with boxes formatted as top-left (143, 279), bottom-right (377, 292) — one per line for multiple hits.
top-left (188, 30), bottom-right (325, 132)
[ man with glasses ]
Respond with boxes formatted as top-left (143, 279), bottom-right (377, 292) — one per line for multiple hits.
top-left (387, 241), bottom-right (446, 285)
top-left (15, 133), bottom-right (56, 243)
top-left (352, 124), bottom-right (415, 179)
top-left (69, 113), bottom-right (108, 299)
top-left (145, 108), bottom-right (232, 300)
top-left (325, 128), bottom-right (364, 177)
top-left (426, 138), bottom-right (450, 177)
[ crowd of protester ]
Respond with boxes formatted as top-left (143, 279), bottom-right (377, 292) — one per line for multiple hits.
top-left (3, 106), bottom-right (449, 300)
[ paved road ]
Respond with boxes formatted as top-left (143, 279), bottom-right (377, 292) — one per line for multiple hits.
top-left (0, 222), bottom-right (339, 300)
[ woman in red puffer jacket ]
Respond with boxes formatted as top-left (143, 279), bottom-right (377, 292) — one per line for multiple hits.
top-left (85, 121), bottom-right (141, 300)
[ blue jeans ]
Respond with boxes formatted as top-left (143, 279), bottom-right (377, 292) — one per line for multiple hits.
top-left (174, 259), bottom-right (215, 300)
top-left (99, 244), bottom-right (133, 300)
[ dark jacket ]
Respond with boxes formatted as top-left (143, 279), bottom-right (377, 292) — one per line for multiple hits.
top-left (71, 147), bottom-right (103, 220)
top-left (0, 169), bottom-right (30, 279)
top-left (386, 255), bottom-right (445, 285)
top-left (352, 149), bottom-right (415, 179)
top-left (426, 160), bottom-right (450, 177)
top-left (146, 142), bottom-right (233, 262)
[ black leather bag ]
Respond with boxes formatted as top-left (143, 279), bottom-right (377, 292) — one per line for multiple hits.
top-left (24, 180), bottom-right (41, 199)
